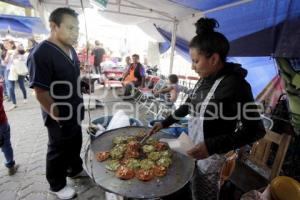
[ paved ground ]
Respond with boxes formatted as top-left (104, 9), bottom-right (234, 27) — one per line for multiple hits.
top-left (0, 84), bottom-right (150, 200)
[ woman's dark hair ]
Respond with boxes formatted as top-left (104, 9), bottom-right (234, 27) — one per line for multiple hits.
top-left (168, 74), bottom-right (178, 84)
top-left (49, 7), bottom-right (78, 26)
top-left (189, 18), bottom-right (229, 63)
top-left (18, 50), bottom-right (25, 55)
top-left (0, 43), bottom-right (6, 60)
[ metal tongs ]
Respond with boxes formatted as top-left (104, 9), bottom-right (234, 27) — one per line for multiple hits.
top-left (139, 129), bottom-right (154, 145)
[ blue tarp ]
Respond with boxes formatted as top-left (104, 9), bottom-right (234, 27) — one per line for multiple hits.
top-left (1, 0), bottom-right (32, 8)
top-left (155, 22), bottom-right (278, 98)
top-left (0, 14), bottom-right (48, 35)
top-left (228, 57), bottom-right (278, 97)
top-left (0, 17), bottom-right (32, 34)
top-left (155, 0), bottom-right (299, 96)
top-left (166, 0), bottom-right (300, 57)
top-left (169, 0), bottom-right (240, 12)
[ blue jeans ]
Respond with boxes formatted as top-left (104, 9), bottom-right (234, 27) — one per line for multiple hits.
top-left (9, 75), bottom-right (27, 105)
top-left (0, 122), bottom-right (15, 168)
top-left (0, 66), bottom-right (7, 96)
top-left (5, 69), bottom-right (10, 98)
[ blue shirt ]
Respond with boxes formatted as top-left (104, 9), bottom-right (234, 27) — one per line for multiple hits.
top-left (27, 40), bottom-right (84, 126)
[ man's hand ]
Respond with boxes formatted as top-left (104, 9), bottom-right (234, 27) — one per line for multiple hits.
top-left (34, 87), bottom-right (60, 122)
top-left (187, 142), bottom-right (209, 160)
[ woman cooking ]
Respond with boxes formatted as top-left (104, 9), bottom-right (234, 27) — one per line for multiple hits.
top-left (150, 18), bottom-right (266, 200)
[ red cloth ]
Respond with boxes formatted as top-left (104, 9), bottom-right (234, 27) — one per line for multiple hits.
top-left (0, 85), bottom-right (8, 124)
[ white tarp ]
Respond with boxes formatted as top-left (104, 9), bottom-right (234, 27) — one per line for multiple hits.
top-left (101, 0), bottom-right (202, 42)
top-left (29, 0), bottom-right (203, 43)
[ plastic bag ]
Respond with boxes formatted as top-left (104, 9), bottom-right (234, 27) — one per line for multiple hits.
top-left (106, 110), bottom-right (130, 131)
top-left (160, 132), bottom-right (194, 156)
top-left (94, 124), bottom-right (106, 137)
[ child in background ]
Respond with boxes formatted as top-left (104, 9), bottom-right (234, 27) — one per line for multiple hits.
top-left (153, 74), bottom-right (180, 104)
top-left (0, 84), bottom-right (18, 175)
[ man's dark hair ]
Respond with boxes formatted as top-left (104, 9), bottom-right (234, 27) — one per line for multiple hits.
top-left (132, 54), bottom-right (139, 59)
top-left (168, 74), bottom-right (178, 84)
top-left (49, 7), bottom-right (78, 26)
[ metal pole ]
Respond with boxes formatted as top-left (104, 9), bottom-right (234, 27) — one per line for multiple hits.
top-left (100, 10), bottom-right (173, 22)
top-left (169, 19), bottom-right (178, 74)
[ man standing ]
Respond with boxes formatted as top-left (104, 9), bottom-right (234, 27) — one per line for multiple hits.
top-left (91, 40), bottom-right (105, 74)
top-left (27, 8), bottom-right (88, 199)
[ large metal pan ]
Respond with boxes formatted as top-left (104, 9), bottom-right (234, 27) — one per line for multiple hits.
top-left (85, 126), bottom-right (195, 199)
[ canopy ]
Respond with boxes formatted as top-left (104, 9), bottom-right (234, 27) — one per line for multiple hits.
top-left (1, 0), bottom-right (32, 8)
top-left (28, 0), bottom-right (291, 97)
top-left (92, 0), bottom-right (300, 58)
top-left (0, 14), bottom-right (48, 36)
top-left (0, 17), bottom-right (32, 36)
top-left (29, 0), bottom-right (91, 26)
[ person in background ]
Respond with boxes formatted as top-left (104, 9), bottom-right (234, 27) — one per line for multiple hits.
top-left (91, 40), bottom-right (105, 75)
top-left (151, 18), bottom-right (266, 200)
top-left (0, 43), bottom-right (8, 99)
top-left (153, 74), bottom-right (180, 104)
top-left (3, 40), bottom-right (16, 106)
top-left (122, 54), bottom-right (145, 97)
top-left (7, 44), bottom-right (28, 110)
top-left (27, 7), bottom-right (89, 199)
top-left (27, 38), bottom-right (38, 53)
top-left (0, 84), bottom-right (19, 175)
top-left (124, 56), bottom-right (131, 72)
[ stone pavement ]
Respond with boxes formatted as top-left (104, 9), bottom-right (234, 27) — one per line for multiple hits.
top-left (0, 85), bottom-right (145, 200)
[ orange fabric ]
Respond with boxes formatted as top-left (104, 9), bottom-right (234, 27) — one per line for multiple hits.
top-left (219, 151), bottom-right (238, 186)
top-left (123, 65), bottom-right (137, 85)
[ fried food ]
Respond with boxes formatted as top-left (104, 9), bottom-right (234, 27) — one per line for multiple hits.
top-left (105, 160), bottom-right (121, 171)
top-left (126, 136), bottom-right (137, 143)
top-left (110, 147), bottom-right (124, 160)
top-left (156, 157), bottom-right (172, 168)
top-left (136, 131), bottom-right (147, 140)
top-left (115, 166), bottom-right (135, 180)
top-left (142, 145), bottom-right (155, 153)
top-left (125, 149), bottom-right (140, 159)
top-left (101, 133), bottom-right (174, 182)
top-left (145, 137), bottom-right (159, 145)
top-left (140, 159), bottom-right (155, 170)
top-left (95, 151), bottom-right (110, 162)
top-left (148, 152), bottom-right (161, 161)
top-left (136, 169), bottom-right (154, 181)
top-left (113, 136), bottom-right (128, 145)
top-left (124, 158), bottom-right (140, 170)
top-left (153, 165), bottom-right (167, 177)
top-left (160, 150), bottom-right (172, 158)
top-left (127, 141), bottom-right (140, 151)
top-left (155, 142), bottom-right (168, 151)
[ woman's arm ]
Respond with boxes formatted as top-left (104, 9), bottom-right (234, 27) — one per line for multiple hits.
top-left (161, 97), bottom-right (191, 128)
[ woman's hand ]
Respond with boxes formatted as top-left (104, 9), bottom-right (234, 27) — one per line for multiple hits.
top-left (187, 142), bottom-right (209, 160)
top-left (149, 122), bottom-right (163, 135)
